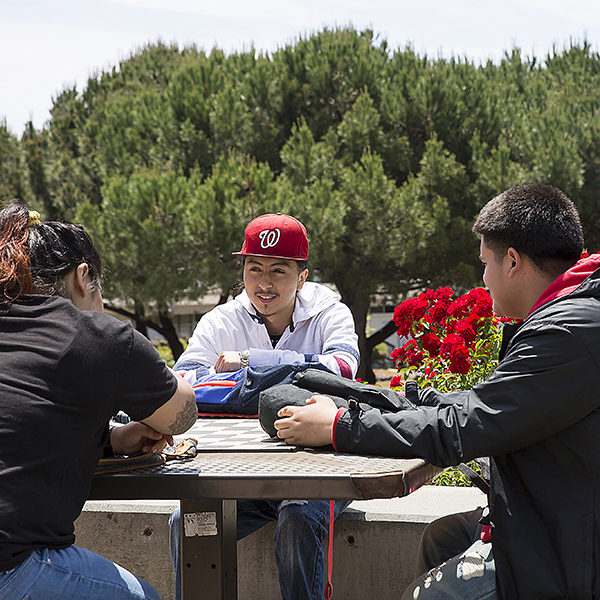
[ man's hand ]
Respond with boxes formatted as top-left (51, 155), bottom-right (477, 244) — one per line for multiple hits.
top-left (214, 351), bottom-right (242, 373)
top-left (274, 395), bottom-right (339, 447)
top-left (110, 421), bottom-right (174, 456)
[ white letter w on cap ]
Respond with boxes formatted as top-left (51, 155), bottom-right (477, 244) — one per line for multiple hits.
top-left (259, 228), bottom-right (281, 249)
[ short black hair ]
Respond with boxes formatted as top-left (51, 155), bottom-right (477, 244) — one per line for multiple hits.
top-left (473, 184), bottom-right (584, 277)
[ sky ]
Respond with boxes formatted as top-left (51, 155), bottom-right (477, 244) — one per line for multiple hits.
top-left (2, 0), bottom-right (599, 135)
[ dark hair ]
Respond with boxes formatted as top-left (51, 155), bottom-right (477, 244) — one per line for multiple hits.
top-left (472, 184), bottom-right (584, 277)
top-left (295, 260), bottom-right (309, 272)
top-left (0, 201), bottom-right (102, 301)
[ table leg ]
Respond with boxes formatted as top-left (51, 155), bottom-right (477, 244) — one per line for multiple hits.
top-left (180, 499), bottom-right (238, 600)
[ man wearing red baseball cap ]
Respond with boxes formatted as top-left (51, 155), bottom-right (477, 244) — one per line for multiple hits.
top-left (170, 213), bottom-right (359, 600)
top-left (233, 212), bottom-right (310, 260)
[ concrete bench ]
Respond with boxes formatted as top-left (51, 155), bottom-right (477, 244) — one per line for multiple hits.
top-left (75, 486), bottom-right (485, 600)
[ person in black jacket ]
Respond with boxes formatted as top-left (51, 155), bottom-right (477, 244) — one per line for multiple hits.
top-left (274, 183), bottom-right (600, 600)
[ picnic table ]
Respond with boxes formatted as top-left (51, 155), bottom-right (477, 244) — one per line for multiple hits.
top-left (90, 417), bottom-right (441, 600)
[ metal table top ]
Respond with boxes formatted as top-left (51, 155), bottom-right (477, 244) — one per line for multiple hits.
top-left (90, 418), bottom-right (440, 502)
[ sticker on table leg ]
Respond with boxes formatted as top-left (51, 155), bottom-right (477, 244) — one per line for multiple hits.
top-left (183, 511), bottom-right (218, 536)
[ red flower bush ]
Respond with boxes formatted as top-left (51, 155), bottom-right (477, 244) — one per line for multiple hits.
top-left (453, 320), bottom-right (476, 344)
top-left (391, 287), bottom-right (503, 391)
top-left (421, 332), bottom-right (441, 355)
top-left (448, 344), bottom-right (471, 375)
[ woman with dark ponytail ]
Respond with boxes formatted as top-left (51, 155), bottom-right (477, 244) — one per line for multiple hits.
top-left (0, 203), bottom-right (103, 303)
top-left (0, 202), bottom-right (196, 600)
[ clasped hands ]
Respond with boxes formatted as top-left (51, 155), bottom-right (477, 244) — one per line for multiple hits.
top-left (110, 421), bottom-right (174, 456)
top-left (274, 395), bottom-right (340, 447)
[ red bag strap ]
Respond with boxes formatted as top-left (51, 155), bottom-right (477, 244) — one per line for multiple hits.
top-left (324, 500), bottom-right (335, 599)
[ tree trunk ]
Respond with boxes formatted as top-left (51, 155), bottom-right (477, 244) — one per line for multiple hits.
top-left (158, 308), bottom-right (184, 361)
top-left (336, 286), bottom-right (376, 383)
top-left (134, 300), bottom-right (148, 338)
top-left (356, 319), bottom-right (376, 382)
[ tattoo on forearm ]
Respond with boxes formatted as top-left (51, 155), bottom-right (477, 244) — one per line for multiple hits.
top-left (169, 404), bottom-right (198, 434)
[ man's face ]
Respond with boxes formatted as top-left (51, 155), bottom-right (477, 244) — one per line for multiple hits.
top-left (479, 238), bottom-right (515, 318)
top-left (243, 256), bottom-right (308, 321)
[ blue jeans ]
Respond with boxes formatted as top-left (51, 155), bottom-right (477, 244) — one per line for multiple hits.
top-left (401, 540), bottom-right (497, 600)
top-left (0, 546), bottom-right (159, 600)
top-left (169, 499), bottom-right (350, 600)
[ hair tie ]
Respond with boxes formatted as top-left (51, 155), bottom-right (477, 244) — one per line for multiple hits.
top-left (27, 211), bottom-right (41, 227)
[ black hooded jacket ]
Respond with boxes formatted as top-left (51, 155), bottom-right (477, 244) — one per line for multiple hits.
top-left (334, 255), bottom-right (600, 599)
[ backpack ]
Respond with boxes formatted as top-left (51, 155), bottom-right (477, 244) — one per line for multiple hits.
top-left (258, 368), bottom-right (417, 436)
top-left (192, 363), bottom-right (331, 415)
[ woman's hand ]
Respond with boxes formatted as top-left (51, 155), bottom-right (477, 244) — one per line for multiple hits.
top-left (110, 421), bottom-right (174, 456)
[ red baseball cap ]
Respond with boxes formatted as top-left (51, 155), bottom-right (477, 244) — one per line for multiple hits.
top-left (232, 213), bottom-right (309, 261)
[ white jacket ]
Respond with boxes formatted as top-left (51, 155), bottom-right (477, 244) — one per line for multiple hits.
top-left (175, 282), bottom-right (359, 381)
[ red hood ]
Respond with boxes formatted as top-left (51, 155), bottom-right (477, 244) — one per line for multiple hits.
top-left (529, 253), bottom-right (600, 316)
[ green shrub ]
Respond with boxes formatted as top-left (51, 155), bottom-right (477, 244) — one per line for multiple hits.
top-left (428, 460), bottom-right (482, 487)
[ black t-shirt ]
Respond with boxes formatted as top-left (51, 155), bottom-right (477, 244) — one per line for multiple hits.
top-left (0, 296), bottom-right (178, 571)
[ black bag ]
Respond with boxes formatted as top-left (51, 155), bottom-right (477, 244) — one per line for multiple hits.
top-left (258, 368), bottom-right (417, 437)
